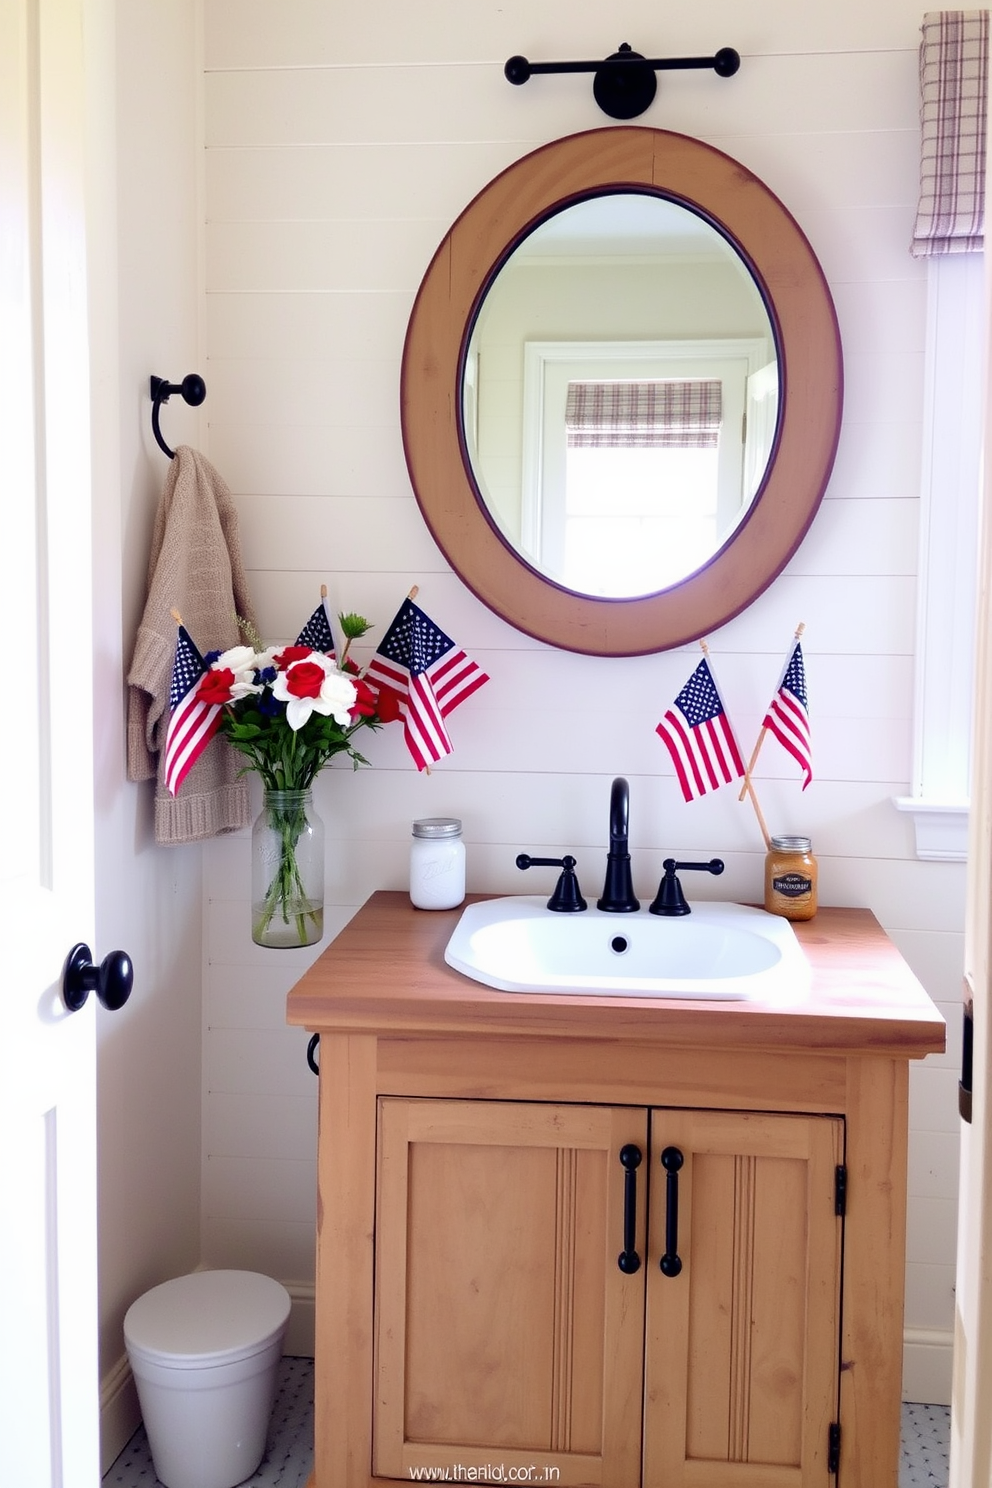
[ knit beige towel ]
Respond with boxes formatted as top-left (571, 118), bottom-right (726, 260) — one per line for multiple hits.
top-left (126, 446), bottom-right (258, 844)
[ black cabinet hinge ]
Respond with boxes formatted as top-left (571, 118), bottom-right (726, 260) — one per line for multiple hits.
top-left (828, 1421), bottom-right (841, 1474)
top-left (834, 1164), bottom-right (847, 1217)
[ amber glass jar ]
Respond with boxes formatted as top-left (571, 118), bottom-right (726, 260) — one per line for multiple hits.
top-left (764, 835), bottom-right (818, 920)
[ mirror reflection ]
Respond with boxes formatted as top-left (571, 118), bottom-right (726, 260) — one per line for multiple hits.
top-left (462, 194), bottom-right (779, 598)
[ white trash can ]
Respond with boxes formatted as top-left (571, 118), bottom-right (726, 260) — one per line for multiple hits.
top-left (123, 1270), bottom-right (291, 1488)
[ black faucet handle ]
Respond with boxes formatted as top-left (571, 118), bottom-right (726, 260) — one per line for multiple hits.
top-left (516, 853), bottom-right (588, 912)
top-left (649, 858), bottom-right (724, 917)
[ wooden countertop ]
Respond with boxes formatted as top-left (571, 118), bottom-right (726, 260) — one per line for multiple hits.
top-left (286, 891), bottom-right (946, 1058)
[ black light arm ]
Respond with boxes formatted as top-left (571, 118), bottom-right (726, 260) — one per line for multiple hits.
top-left (504, 42), bottom-right (740, 120)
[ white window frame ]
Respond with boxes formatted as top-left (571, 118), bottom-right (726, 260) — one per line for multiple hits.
top-left (519, 338), bottom-right (770, 572)
top-left (894, 253), bottom-right (984, 860)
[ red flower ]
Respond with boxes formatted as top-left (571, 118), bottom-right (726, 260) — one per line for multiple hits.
top-left (273, 645), bottom-right (313, 669)
top-left (374, 684), bottom-right (404, 724)
top-left (284, 660), bottom-right (328, 700)
top-left (349, 677), bottom-right (378, 720)
top-left (196, 667), bottom-right (236, 704)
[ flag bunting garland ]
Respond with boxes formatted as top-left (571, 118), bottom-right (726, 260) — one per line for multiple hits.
top-left (656, 656), bottom-right (746, 802)
top-left (163, 624), bottom-right (223, 795)
top-left (364, 597), bottom-right (489, 771)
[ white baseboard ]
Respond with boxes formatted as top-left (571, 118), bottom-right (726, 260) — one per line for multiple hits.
top-left (903, 1327), bottom-right (954, 1406)
top-left (283, 1281), bottom-right (316, 1357)
top-left (99, 1350), bottom-right (141, 1476)
top-left (99, 1281), bottom-right (316, 1475)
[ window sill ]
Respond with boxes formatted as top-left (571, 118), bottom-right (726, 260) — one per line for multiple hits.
top-left (893, 798), bottom-right (969, 862)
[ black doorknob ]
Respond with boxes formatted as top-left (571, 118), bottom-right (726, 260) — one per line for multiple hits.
top-left (62, 943), bottom-right (134, 1013)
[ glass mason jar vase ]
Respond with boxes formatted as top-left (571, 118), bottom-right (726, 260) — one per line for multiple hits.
top-left (251, 789), bottom-right (325, 948)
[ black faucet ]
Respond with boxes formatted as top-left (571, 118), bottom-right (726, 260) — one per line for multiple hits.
top-left (597, 777), bottom-right (640, 912)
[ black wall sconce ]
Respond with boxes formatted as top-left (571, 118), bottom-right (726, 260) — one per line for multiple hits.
top-left (504, 41), bottom-right (740, 120)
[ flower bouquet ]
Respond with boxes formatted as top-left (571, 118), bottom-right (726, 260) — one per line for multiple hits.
top-left (197, 612), bottom-right (381, 947)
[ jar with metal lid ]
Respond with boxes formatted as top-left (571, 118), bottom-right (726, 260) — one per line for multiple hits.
top-left (410, 818), bottom-right (466, 910)
top-left (764, 835), bottom-right (818, 920)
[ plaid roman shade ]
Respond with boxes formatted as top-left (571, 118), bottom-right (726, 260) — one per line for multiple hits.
top-left (911, 10), bottom-right (989, 256)
top-left (565, 380), bottom-right (723, 449)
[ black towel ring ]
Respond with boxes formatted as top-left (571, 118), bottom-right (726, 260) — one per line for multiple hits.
top-left (149, 373), bottom-right (206, 459)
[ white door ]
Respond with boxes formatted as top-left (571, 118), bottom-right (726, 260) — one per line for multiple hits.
top-left (948, 237), bottom-right (992, 1479)
top-left (0, 2), bottom-right (113, 1482)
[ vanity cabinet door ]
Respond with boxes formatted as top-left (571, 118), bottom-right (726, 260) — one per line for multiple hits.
top-left (373, 1097), bottom-right (647, 1487)
top-left (643, 1109), bottom-right (844, 1488)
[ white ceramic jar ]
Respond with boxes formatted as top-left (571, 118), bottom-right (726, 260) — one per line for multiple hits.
top-left (410, 818), bottom-right (466, 910)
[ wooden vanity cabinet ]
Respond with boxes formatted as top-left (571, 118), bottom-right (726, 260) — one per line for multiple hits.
top-left (375, 1098), bottom-right (843, 1488)
top-left (286, 893), bottom-right (946, 1488)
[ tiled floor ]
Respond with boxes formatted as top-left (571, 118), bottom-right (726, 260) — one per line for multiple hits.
top-left (102, 1358), bottom-right (951, 1488)
top-left (901, 1401), bottom-right (953, 1487)
top-left (102, 1356), bottom-right (313, 1488)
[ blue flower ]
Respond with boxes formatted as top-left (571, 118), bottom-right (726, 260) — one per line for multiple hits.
top-left (257, 690), bottom-right (282, 717)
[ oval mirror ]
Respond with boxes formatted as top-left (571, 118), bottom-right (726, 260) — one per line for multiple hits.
top-left (401, 127), bottom-right (842, 656)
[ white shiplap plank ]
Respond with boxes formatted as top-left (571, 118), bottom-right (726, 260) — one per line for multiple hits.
top-left (201, 1216), bottom-right (316, 1283)
top-left (203, 1025), bottom-right (319, 1097)
top-left (204, 1153), bottom-right (316, 1224)
top-left (204, 52), bottom-right (918, 150)
top-left (205, 290), bottom-right (411, 360)
top-left (907, 1131), bottom-right (961, 1200)
top-left (235, 494), bottom-right (438, 572)
top-left (205, 217), bottom-right (447, 294)
top-left (206, 415), bottom-right (410, 499)
top-left (903, 1262), bottom-right (957, 1331)
top-left (826, 413), bottom-right (923, 503)
top-left (904, 1193), bottom-right (959, 1266)
top-left (234, 492), bottom-right (917, 585)
top-left (239, 569), bottom-right (918, 658)
top-left (204, 356), bottom-right (404, 429)
top-left (205, 141), bottom-right (531, 226)
top-left (204, 130), bottom-right (920, 229)
top-left (204, 1092), bottom-right (317, 1159)
top-left (204, 1), bottom-right (921, 72)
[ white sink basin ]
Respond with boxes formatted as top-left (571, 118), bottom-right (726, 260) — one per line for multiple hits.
top-left (444, 896), bottom-right (809, 999)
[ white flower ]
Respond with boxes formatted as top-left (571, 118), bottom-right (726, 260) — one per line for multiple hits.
top-left (272, 652), bottom-right (358, 731)
top-left (211, 644), bottom-right (263, 700)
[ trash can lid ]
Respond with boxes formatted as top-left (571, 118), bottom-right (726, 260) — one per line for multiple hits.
top-left (124, 1269), bottom-right (291, 1367)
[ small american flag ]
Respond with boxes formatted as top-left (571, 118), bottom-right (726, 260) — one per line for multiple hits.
top-left (296, 597), bottom-right (336, 654)
top-left (163, 624), bottom-right (222, 795)
top-left (763, 641), bottom-right (812, 789)
top-left (364, 597), bottom-right (489, 770)
top-left (656, 656), bottom-right (746, 802)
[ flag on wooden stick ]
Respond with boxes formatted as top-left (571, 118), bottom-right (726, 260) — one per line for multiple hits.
top-left (365, 596), bottom-right (489, 771)
top-left (163, 623), bottom-right (222, 795)
top-left (762, 640), bottom-right (812, 789)
top-left (656, 655), bottom-right (746, 802)
top-left (295, 589), bottom-right (336, 654)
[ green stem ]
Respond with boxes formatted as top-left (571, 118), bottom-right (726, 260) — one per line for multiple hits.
top-left (253, 791), bottom-right (321, 945)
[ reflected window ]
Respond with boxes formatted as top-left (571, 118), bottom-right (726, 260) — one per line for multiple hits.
top-left (562, 380), bottom-right (722, 595)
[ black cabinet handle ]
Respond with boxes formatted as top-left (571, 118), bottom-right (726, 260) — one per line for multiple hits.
top-left (960, 998), bottom-right (973, 1123)
top-left (306, 1033), bottom-right (320, 1077)
top-left (617, 1143), bottom-right (642, 1273)
top-left (659, 1145), bottom-right (684, 1277)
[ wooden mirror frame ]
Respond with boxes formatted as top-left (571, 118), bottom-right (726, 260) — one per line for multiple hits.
top-left (401, 127), bottom-right (843, 657)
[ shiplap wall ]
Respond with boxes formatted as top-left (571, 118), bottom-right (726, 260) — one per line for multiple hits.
top-left (198, 0), bottom-right (963, 1397)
